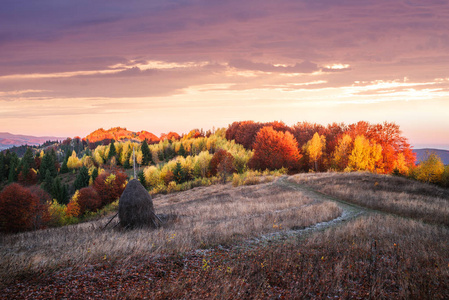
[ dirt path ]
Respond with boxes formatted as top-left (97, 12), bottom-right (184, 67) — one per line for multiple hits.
top-left (243, 176), bottom-right (372, 246)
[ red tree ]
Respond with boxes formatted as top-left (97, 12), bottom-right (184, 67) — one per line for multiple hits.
top-left (249, 126), bottom-right (302, 171)
top-left (209, 149), bottom-right (236, 178)
top-left (77, 187), bottom-right (102, 215)
top-left (0, 184), bottom-right (41, 233)
top-left (93, 171), bottom-right (128, 206)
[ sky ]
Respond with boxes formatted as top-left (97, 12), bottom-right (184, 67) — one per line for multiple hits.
top-left (1, 0), bottom-right (449, 149)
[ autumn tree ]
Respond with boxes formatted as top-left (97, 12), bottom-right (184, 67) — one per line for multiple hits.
top-left (346, 135), bottom-right (382, 172)
top-left (76, 187), bottom-right (101, 215)
top-left (209, 149), bottom-right (235, 182)
top-left (249, 126), bottom-right (301, 171)
top-left (332, 134), bottom-right (353, 171)
top-left (303, 132), bottom-right (326, 171)
top-left (93, 171), bottom-right (127, 206)
top-left (415, 152), bottom-right (444, 184)
top-left (0, 184), bottom-right (41, 233)
top-left (67, 150), bottom-right (82, 169)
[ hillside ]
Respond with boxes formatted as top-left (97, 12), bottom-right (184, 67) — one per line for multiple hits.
top-left (414, 148), bottom-right (449, 165)
top-left (1, 173), bottom-right (448, 298)
top-left (0, 132), bottom-right (65, 151)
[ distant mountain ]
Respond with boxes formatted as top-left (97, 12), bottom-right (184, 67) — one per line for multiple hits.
top-left (0, 132), bottom-right (66, 151)
top-left (413, 148), bottom-right (449, 165)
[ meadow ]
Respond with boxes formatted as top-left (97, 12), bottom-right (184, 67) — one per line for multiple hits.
top-left (1, 173), bottom-right (448, 299)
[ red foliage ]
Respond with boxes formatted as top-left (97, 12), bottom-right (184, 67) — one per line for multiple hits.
top-left (34, 156), bottom-right (41, 170)
top-left (77, 187), bottom-right (102, 215)
top-left (346, 121), bottom-right (416, 173)
top-left (93, 171), bottom-right (128, 206)
top-left (28, 186), bottom-right (51, 227)
top-left (209, 149), bottom-right (236, 177)
top-left (18, 169), bottom-right (38, 185)
top-left (249, 126), bottom-right (302, 171)
top-left (160, 132), bottom-right (180, 141)
top-left (291, 122), bottom-right (327, 149)
top-left (86, 127), bottom-right (135, 144)
top-left (0, 184), bottom-right (42, 233)
top-left (163, 170), bottom-right (174, 185)
top-left (137, 131), bottom-right (160, 143)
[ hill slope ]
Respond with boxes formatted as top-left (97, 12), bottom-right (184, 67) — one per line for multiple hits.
top-left (0, 132), bottom-right (66, 150)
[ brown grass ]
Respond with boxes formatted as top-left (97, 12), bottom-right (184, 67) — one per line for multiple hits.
top-left (291, 172), bottom-right (449, 226)
top-left (0, 178), bottom-right (341, 282)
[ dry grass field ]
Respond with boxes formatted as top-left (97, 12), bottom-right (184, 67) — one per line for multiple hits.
top-left (0, 177), bottom-right (340, 284)
top-left (291, 172), bottom-right (449, 226)
top-left (1, 173), bottom-right (448, 299)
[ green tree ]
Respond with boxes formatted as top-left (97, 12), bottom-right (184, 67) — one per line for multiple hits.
top-left (42, 169), bottom-right (54, 194)
top-left (74, 166), bottom-right (90, 190)
top-left (0, 153), bottom-right (4, 183)
top-left (40, 151), bottom-right (57, 179)
top-left (91, 168), bottom-right (99, 183)
top-left (178, 143), bottom-right (186, 158)
top-left (141, 140), bottom-right (152, 165)
top-left (7, 153), bottom-right (19, 183)
top-left (138, 171), bottom-right (146, 187)
top-left (60, 157), bottom-right (69, 174)
top-left (108, 141), bottom-right (117, 160)
top-left (173, 162), bottom-right (186, 184)
top-left (52, 176), bottom-right (68, 204)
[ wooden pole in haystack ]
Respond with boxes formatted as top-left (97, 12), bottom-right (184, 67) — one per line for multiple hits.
top-left (133, 147), bottom-right (137, 179)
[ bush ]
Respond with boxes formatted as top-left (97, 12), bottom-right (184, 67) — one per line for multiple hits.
top-left (0, 183), bottom-right (42, 233)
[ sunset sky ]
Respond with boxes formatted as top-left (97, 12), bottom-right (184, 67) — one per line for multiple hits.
top-left (1, 0), bottom-right (448, 149)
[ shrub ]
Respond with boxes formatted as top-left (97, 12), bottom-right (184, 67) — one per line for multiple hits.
top-left (0, 183), bottom-right (40, 233)
top-left (77, 187), bottom-right (101, 215)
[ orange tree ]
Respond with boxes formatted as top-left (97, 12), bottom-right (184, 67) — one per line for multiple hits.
top-left (249, 126), bottom-right (301, 171)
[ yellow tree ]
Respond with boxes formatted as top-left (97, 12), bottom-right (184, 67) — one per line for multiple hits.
top-left (67, 151), bottom-right (82, 169)
top-left (392, 152), bottom-right (409, 175)
top-left (303, 132), bottom-right (326, 171)
top-left (346, 135), bottom-right (382, 172)
top-left (416, 152), bottom-right (444, 183)
top-left (332, 134), bottom-right (353, 171)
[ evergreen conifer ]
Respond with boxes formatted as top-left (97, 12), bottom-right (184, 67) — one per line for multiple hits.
top-left (108, 140), bottom-right (117, 160)
top-left (141, 140), bottom-right (152, 165)
top-left (74, 166), bottom-right (90, 190)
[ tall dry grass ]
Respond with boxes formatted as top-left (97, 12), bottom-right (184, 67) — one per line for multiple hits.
top-left (141, 215), bottom-right (449, 299)
top-left (291, 172), bottom-right (449, 225)
top-left (0, 179), bottom-right (340, 283)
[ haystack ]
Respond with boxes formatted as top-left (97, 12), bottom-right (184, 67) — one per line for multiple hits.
top-left (118, 179), bottom-right (159, 229)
